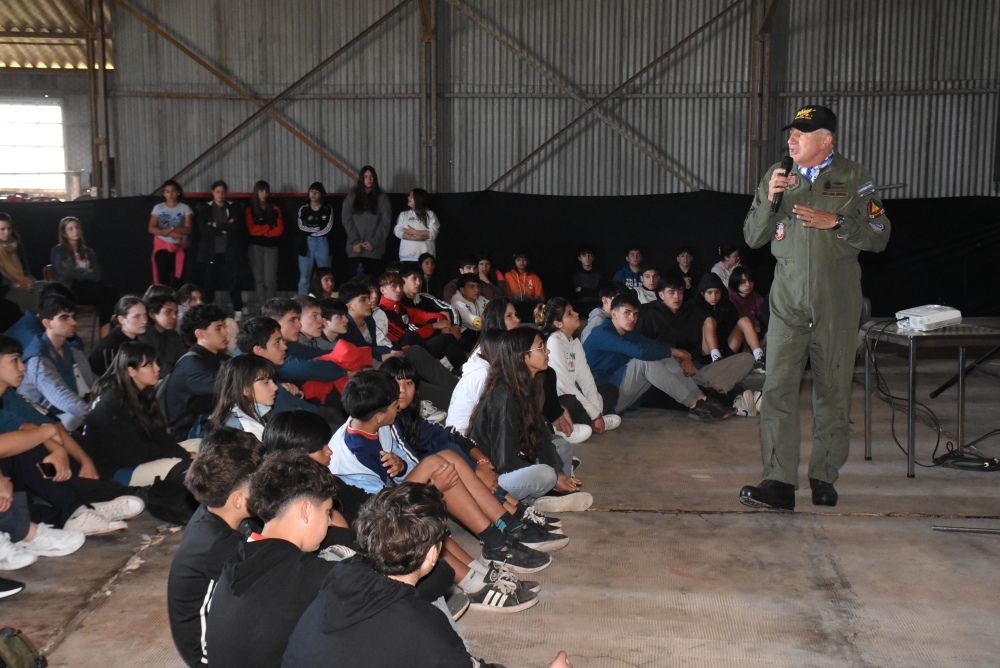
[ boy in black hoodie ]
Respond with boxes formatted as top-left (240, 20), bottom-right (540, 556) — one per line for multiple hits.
top-left (691, 272), bottom-right (764, 365)
top-left (206, 450), bottom-right (339, 668)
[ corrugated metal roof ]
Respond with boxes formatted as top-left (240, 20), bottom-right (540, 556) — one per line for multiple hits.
top-left (0, 0), bottom-right (113, 70)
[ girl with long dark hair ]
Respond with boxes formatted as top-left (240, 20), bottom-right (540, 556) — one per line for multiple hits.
top-left (89, 295), bottom-right (148, 377)
top-left (209, 355), bottom-right (278, 440)
top-left (81, 341), bottom-right (191, 486)
top-left (147, 179), bottom-right (192, 288)
top-left (0, 212), bottom-right (46, 312)
top-left (246, 179), bottom-right (283, 306)
top-left (342, 166), bottom-right (391, 277)
top-left (468, 328), bottom-right (590, 512)
top-left (50, 216), bottom-right (120, 335)
top-left (394, 188), bottom-right (440, 262)
top-left (536, 297), bottom-right (621, 434)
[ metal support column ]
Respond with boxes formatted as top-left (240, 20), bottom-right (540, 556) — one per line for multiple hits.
top-left (418, 0), bottom-right (438, 191)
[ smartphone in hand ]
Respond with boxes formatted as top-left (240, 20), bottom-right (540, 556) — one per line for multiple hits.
top-left (36, 462), bottom-right (58, 480)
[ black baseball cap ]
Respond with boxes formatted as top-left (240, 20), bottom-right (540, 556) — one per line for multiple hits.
top-left (782, 105), bottom-right (837, 134)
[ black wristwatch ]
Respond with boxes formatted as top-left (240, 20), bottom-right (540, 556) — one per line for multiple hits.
top-left (833, 215), bottom-right (845, 230)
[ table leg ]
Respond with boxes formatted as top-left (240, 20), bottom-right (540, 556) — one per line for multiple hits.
top-left (865, 331), bottom-right (873, 460)
top-left (908, 339), bottom-right (917, 478)
top-left (957, 346), bottom-right (965, 453)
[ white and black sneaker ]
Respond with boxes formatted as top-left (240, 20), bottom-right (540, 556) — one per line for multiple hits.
top-left (467, 575), bottom-right (538, 613)
top-left (481, 535), bottom-right (551, 574)
top-left (510, 522), bottom-right (570, 552)
top-left (732, 389), bottom-right (758, 417)
top-left (483, 560), bottom-right (541, 595)
top-left (419, 400), bottom-right (447, 424)
top-left (0, 577), bottom-right (24, 599)
top-left (521, 505), bottom-right (562, 531)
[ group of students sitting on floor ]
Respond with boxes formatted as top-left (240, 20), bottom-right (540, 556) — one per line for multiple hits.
top-left (0, 224), bottom-right (770, 663)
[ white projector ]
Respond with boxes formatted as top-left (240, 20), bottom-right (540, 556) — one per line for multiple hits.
top-left (895, 305), bottom-right (963, 331)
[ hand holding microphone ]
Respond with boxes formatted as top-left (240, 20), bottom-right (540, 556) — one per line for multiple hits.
top-left (769, 155), bottom-right (795, 212)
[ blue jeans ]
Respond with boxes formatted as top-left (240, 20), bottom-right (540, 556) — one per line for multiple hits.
top-left (498, 465), bottom-right (558, 502)
top-left (0, 491), bottom-right (31, 543)
top-left (298, 235), bottom-right (331, 294)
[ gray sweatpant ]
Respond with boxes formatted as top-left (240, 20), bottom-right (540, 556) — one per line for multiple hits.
top-left (616, 358), bottom-right (702, 412)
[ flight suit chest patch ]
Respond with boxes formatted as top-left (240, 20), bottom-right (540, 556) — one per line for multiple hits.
top-left (821, 180), bottom-right (847, 197)
top-left (775, 221), bottom-right (785, 241)
top-left (785, 173), bottom-right (802, 192)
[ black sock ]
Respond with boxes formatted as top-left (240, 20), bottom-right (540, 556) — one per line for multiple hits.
top-left (477, 524), bottom-right (506, 550)
top-left (495, 511), bottom-right (523, 534)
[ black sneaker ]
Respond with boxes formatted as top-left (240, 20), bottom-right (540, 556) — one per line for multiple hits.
top-left (754, 354), bottom-right (766, 373)
top-left (510, 522), bottom-right (570, 552)
top-left (687, 397), bottom-right (733, 422)
top-left (521, 505), bottom-right (563, 532)
top-left (485, 561), bottom-right (542, 595)
top-left (0, 576), bottom-right (24, 599)
top-left (481, 535), bottom-right (551, 574)
top-left (467, 576), bottom-right (539, 613)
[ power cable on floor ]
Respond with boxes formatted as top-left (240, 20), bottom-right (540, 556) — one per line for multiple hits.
top-left (864, 320), bottom-right (1000, 472)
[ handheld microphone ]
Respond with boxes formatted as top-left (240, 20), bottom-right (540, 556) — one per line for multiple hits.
top-left (770, 155), bottom-right (795, 213)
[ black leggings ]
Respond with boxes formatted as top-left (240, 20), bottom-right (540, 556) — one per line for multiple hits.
top-left (420, 333), bottom-right (467, 376)
top-left (558, 383), bottom-right (621, 423)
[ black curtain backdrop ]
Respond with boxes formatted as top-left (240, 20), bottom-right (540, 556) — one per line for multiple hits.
top-left (2, 192), bottom-right (997, 316)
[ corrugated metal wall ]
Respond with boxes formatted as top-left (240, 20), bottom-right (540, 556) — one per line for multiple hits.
top-left (770, 0), bottom-right (1000, 198)
top-left (104, 0), bottom-right (998, 197)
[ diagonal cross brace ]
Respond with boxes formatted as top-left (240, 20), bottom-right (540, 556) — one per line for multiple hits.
top-left (445, 0), bottom-right (699, 191)
top-left (485, 0), bottom-right (747, 191)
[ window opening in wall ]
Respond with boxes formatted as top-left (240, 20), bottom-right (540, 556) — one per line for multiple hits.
top-left (0, 102), bottom-right (70, 201)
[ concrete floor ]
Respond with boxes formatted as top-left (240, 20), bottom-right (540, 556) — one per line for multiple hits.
top-left (4, 347), bottom-right (999, 667)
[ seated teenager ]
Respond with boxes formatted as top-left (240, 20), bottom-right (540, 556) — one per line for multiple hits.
top-left (206, 451), bottom-right (339, 668)
top-left (675, 245), bottom-right (702, 300)
top-left (167, 428), bottom-right (262, 668)
top-left (89, 295), bottom-right (148, 377)
top-left (417, 252), bottom-right (443, 298)
top-left (612, 246), bottom-right (643, 291)
top-left (50, 216), bottom-right (120, 338)
top-left (175, 283), bottom-right (202, 328)
top-left (728, 266), bottom-right (769, 339)
top-left (19, 294), bottom-right (95, 431)
top-left (445, 299), bottom-right (520, 435)
top-left (236, 317), bottom-right (348, 426)
top-left (536, 298), bottom-right (622, 434)
top-left (338, 280), bottom-right (402, 367)
top-left (164, 304), bottom-right (230, 440)
top-left (0, 334), bottom-right (138, 536)
top-left (261, 297), bottom-right (347, 386)
top-left (260, 409), bottom-right (471, 610)
top-left (209, 355), bottom-right (278, 441)
top-left (503, 251), bottom-right (544, 317)
top-left (397, 262), bottom-right (460, 326)
top-left (450, 273), bottom-right (489, 352)
top-left (330, 370), bottom-right (551, 573)
top-left (571, 244), bottom-right (602, 315)
top-left (283, 483), bottom-right (548, 668)
top-left (379, 271), bottom-right (467, 376)
top-left (291, 294), bottom-right (333, 351)
top-left (80, 341), bottom-right (192, 486)
top-left (0, 471), bottom-right (85, 573)
top-left (0, 213), bottom-right (48, 313)
top-left (580, 280), bottom-right (630, 343)
top-left (634, 265), bottom-right (660, 305)
top-left (138, 292), bottom-right (185, 376)
top-left (692, 273), bottom-right (764, 367)
top-left (308, 266), bottom-right (336, 301)
top-left (384, 355), bottom-right (562, 535)
top-left (710, 243), bottom-right (741, 287)
top-left (636, 274), bottom-right (757, 416)
top-left (442, 254), bottom-right (501, 303)
top-left (469, 327), bottom-right (590, 514)
top-left (582, 293), bottom-right (734, 422)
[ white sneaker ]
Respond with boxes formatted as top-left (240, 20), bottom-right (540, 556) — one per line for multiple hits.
top-left (733, 389), bottom-right (758, 417)
top-left (64, 507), bottom-right (127, 536)
top-left (602, 414), bottom-right (622, 431)
top-left (556, 423), bottom-right (592, 444)
top-left (532, 492), bottom-right (593, 513)
top-left (754, 391), bottom-right (763, 413)
top-left (19, 524), bottom-right (85, 558)
top-left (419, 400), bottom-right (447, 424)
top-left (92, 496), bottom-right (145, 521)
top-left (0, 532), bottom-right (39, 569)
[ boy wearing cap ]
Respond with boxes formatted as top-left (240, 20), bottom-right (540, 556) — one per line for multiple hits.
top-left (740, 104), bottom-right (891, 512)
top-left (297, 182), bottom-right (334, 294)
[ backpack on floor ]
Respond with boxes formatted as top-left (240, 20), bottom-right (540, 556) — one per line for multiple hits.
top-left (0, 627), bottom-right (46, 668)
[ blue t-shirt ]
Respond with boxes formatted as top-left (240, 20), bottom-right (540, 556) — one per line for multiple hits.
top-left (0, 386), bottom-right (54, 433)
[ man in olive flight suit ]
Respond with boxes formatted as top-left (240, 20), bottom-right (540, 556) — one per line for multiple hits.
top-left (739, 105), bottom-right (891, 511)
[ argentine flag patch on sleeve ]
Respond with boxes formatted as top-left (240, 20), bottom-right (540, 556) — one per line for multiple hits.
top-left (857, 181), bottom-right (875, 198)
